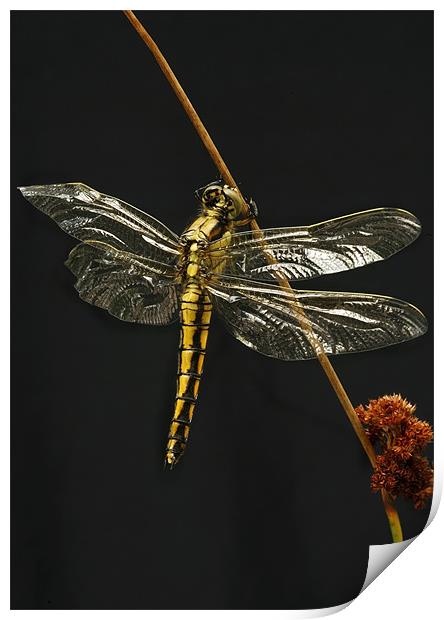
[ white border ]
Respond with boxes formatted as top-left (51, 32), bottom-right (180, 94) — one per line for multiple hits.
top-left (4, 3), bottom-right (440, 619)
top-left (4, 2), bottom-right (439, 10)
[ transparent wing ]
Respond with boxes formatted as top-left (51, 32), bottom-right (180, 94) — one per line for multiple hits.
top-left (206, 208), bottom-right (421, 281)
top-left (207, 276), bottom-right (427, 360)
top-left (66, 244), bottom-right (180, 325)
top-left (19, 183), bottom-right (181, 268)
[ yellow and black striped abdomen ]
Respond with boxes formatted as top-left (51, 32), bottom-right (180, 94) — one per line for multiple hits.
top-left (165, 283), bottom-right (212, 467)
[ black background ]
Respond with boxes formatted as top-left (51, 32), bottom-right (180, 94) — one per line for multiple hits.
top-left (11, 10), bottom-right (433, 611)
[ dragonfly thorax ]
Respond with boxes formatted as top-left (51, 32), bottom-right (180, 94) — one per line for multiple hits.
top-left (179, 215), bottom-right (227, 280)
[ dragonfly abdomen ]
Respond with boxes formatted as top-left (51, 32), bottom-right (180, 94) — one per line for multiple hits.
top-left (165, 282), bottom-right (212, 468)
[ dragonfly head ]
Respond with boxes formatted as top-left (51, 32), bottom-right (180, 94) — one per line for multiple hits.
top-left (198, 182), bottom-right (258, 225)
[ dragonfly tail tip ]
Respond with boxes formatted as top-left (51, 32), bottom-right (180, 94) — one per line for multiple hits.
top-left (164, 453), bottom-right (181, 471)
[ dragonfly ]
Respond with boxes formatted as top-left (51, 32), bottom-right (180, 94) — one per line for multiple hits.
top-left (19, 182), bottom-right (427, 468)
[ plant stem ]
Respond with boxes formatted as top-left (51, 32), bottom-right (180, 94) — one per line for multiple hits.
top-left (123, 9), bottom-right (403, 542)
top-left (123, 10), bottom-right (240, 192)
top-left (381, 490), bottom-right (404, 542)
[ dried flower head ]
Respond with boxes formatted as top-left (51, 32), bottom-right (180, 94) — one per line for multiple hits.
top-left (355, 394), bottom-right (433, 509)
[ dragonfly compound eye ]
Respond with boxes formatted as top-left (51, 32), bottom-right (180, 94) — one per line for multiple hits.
top-left (202, 184), bottom-right (225, 207)
top-left (221, 186), bottom-right (250, 221)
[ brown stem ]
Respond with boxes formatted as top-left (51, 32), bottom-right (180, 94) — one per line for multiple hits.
top-left (123, 9), bottom-right (403, 542)
top-left (381, 490), bottom-right (404, 542)
top-left (123, 10), bottom-right (240, 193)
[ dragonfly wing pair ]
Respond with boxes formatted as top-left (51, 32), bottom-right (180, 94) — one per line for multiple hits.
top-left (20, 183), bottom-right (181, 325)
top-left (20, 183), bottom-right (427, 359)
top-left (204, 208), bottom-right (426, 359)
